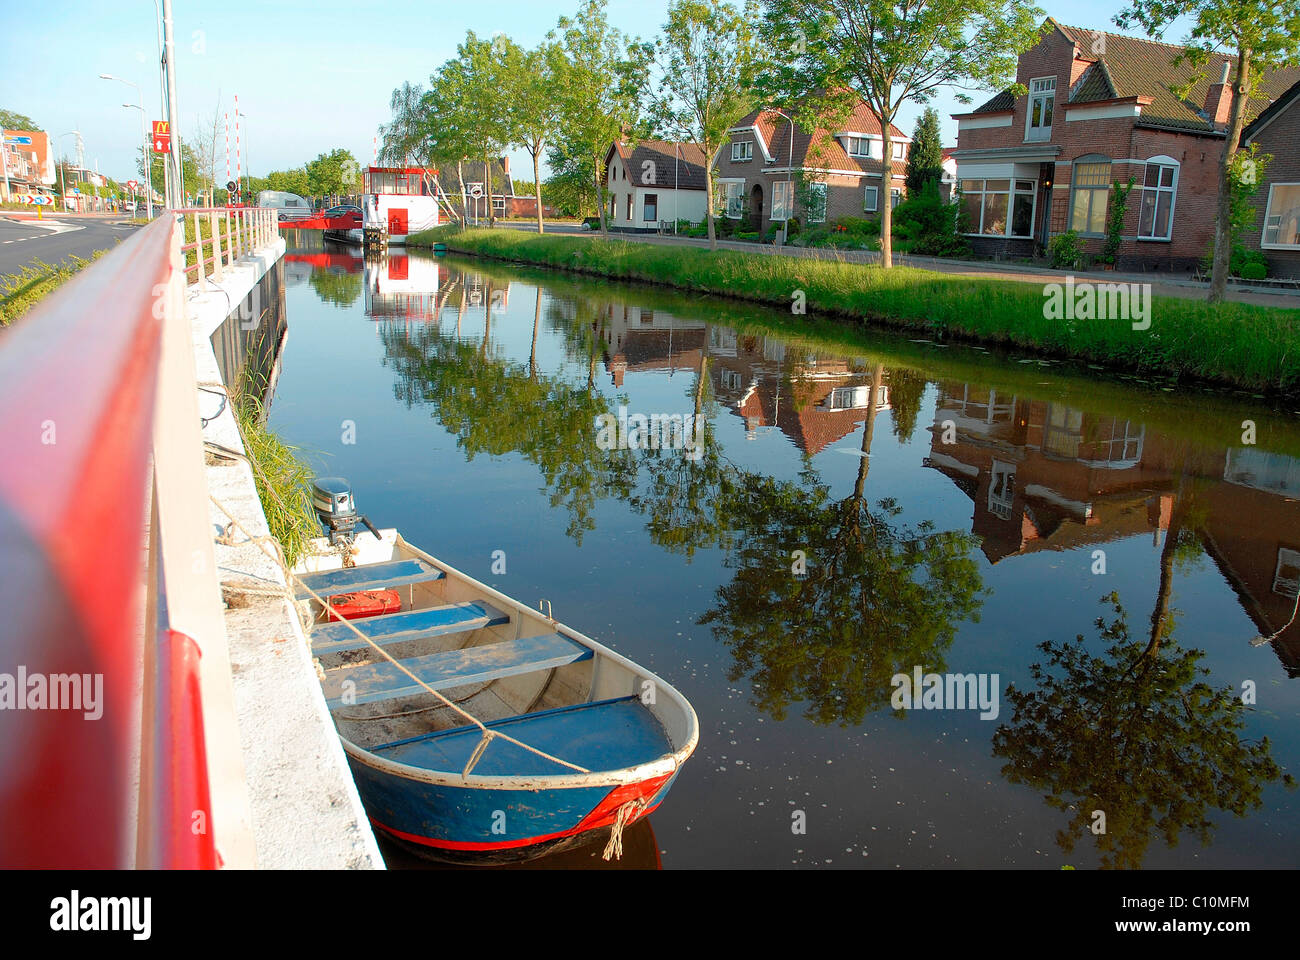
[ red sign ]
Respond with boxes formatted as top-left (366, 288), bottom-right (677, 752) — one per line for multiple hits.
top-left (151, 121), bottom-right (171, 154)
top-left (126, 180), bottom-right (139, 191)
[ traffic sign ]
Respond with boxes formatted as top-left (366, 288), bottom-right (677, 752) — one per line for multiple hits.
top-left (151, 120), bottom-right (171, 154)
top-left (18, 195), bottom-right (53, 205)
top-left (4, 135), bottom-right (33, 145)
top-left (467, 182), bottom-right (484, 198)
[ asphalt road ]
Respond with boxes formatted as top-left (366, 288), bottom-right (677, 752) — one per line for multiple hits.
top-left (0, 216), bottom-right (143, 280)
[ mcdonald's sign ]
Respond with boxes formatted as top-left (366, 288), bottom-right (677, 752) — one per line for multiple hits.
top-left (151, 120), bottom-right (171, 154)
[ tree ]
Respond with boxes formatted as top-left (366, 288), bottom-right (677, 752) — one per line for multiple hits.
top-left (381, 80), bottom-right (471, 224)
top-left (503, 38), bottom-right (562, 234)
top-left (189, 98), bottom-right (224, 206)
top-left (306, 148), bottom-right (363, 197)
top-left (1115, 0), bottom-right (1300, 303)
top-left (0, 109), bottom-right (41, 131)
top-left (550, 0), bottom-right (653, 235)
top-left (760, 0), bottom-right (1043, 268)
top-left (905, 107), bottom-right (944, 193)
top-left (650, 0), bottom-right (765, 250)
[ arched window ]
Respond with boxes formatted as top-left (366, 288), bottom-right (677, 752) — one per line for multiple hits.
top-left (1069, 155), bottom-right (1111, 237)
top-left (1138, 156), bottom-right (1178, 241)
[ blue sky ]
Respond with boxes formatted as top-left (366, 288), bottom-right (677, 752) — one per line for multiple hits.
top-left (4, 1), bottom-right (1196, 186)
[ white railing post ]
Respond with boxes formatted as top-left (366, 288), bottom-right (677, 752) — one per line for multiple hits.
top-left (192, 211), bottom-right (207, 289)
top-left (209, 211), bottom-right (223, 282)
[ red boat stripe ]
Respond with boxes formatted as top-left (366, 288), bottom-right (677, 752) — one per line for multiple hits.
top-left (371, 800), bottom-right (664, 852)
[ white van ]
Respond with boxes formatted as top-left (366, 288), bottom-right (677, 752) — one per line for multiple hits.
top-left (257, 190), bottom-right (314, 221)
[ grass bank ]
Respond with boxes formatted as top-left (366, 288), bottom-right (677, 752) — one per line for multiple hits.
top-left (231, 392), bottom-right (317, 569)
top-left (1, 253), bottom-right (104, 327)
top-left (409, 226), bottom-right (1300, 396)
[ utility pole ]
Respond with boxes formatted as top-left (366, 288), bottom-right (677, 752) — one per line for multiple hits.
top-left (162, 0), bottom-right (183, 207)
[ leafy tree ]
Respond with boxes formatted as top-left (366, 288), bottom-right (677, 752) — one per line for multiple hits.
top-left (0, 109), bottom-right (41, 131)
top-left (904, 107), bottom-right (944, 193)
top-left (649, 0), bottom-right (766, 250)
top-left (501, 38), bottom-right (563, 233)
top-left (760, 0), bottom-right (1043, 268)
top-left (1115, 0), bottom-right (1300, 303)
top-left (550, 0), bottom-right (653, 234)
top-left (263, 168), bottom-right (311, 196)
top-left (306, 148), bottom-right (363, 197)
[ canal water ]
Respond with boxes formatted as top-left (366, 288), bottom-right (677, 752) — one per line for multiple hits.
top-left (271, 235), bottom-right (1300, 869)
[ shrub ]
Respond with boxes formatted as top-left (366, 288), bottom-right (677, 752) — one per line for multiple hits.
top-left (735, 230), bottom-right (760, 242)
top-left (1102, 178), bottom-right (1135, 265)
top-left (1240, 262), bottom-right (1267, 280)
top-left (891, 181), bottom-right (969, 257)
top-left (1050, 230), bottom-right (1084, 270)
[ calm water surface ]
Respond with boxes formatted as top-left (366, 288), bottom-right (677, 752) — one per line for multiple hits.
top-left (270, 235), bottom-right (1300, 869)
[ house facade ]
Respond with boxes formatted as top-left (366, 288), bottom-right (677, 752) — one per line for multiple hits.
top-left (1242, 79), bottom-right (1300, 279)
top-left (952, 18), bottom-right (1299, 269)
top-left (711, 101), bottom-right (909, 234)
top-left (1, 129), bottom-right (55, 201)
top-left (604, 140), bottom-right (709, 231)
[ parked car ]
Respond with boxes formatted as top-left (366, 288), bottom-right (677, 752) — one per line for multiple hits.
top-left (257, 190), bottom-right (315, 221)
top-left (323, 204), bottom-right (362, 219)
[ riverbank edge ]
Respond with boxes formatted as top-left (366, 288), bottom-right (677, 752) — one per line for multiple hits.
top-left (407, 227), bottom-right (1300, 398)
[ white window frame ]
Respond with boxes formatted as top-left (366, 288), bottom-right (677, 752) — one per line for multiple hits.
top-left (643, 192), bottom-right (658, 222)
top-left (1137, 156), bottom-right (1178, 242)
top-left (864, 184), bottom-right (878, 213)
top-left (1069, 157), bottom-right (1111, 237)
top-left (806, 182), bottom-right (827, 223)
top-left (731, 140), bottom-right (754, 162)
top-left (1025, 77), bottom-right (1056, 143)
top-left (1262, 182), bottom-right (1300, 249)
top-left (771, 179), bottom-right (794, 221)
top-left (846, 136), bottom-right (872, 158)
top-left (961, 177), bottom-right (1037, 238)
top-left (891, 187), bottom-right (902, 208)
top-left (719, 179), bottom-right (746, 219)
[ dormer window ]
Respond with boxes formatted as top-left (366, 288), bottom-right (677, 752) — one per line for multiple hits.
top-left (731, 140), bottom-right (753, 162)
top-left (1026, 77), bottom-right (1055, 142)
top-left (846, 136), bottom-right (873, 158)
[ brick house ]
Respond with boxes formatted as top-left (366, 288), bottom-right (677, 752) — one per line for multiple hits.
top-left (711, 101), bottom-right (910, 234)
top-left (438, 158), bottom-right (558, 220)
top-left (952, 18), bottom-right (1299, 269)
top-left (1242, 79), bottom-right (1300, 278)
top-left (603, 140), bottom-right (709, 230)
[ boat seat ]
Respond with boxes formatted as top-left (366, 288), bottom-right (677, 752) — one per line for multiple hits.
top-left (371, 697), bottom-right (672, 777)
top-left (310, 600), bottom-right (509, 657)
top-left (322, 632), bottom-right (592, 709)
top-left (294, 558), bottom-right (444, 600)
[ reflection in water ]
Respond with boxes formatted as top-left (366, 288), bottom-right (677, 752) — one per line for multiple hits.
top-left (273, 240), bottom-right (1300, 868)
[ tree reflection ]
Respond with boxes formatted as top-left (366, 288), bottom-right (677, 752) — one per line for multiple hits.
top-left (698, 367), bottom-right (985, 725)
top-left (992, 587), bottom-right (1293, 869)
top-left (309, 266), bottom-right (363, 308)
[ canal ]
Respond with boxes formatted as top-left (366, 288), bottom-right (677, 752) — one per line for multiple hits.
top-left (270, 234), bottom-right (1300, 869)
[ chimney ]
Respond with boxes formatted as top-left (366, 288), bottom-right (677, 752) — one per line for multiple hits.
top-left (502, 155), bottom-right (509, 176)
top-left (1203, 59), bottom-right (1234, 127)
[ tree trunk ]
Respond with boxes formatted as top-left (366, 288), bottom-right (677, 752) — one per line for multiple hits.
top-left (880, 112), bottom-right (894, 269)
top-left (596, 151), bottom-right (609, 236)
top-left (533, 144), bottom-right (544, 235)
top-left (457, 159), bottom-right (468, 227)
top-left (530, 287), bottom-right (542, 378)
top-left (485, 153), bottom-right (495, 228)
top-left (705, 159), bottom-right (717, 251)
top-left (482, 280), bottom-right (492, 356)
top-left (1210, 50), bottom-right (1251, 304)
top-left (853, 364), bottom-right (885, 501)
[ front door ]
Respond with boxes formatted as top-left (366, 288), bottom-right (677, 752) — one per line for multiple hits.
top-left (749, 184), bottom-right (764, 232)
top-left (388, 207), bottom-right (408, 236)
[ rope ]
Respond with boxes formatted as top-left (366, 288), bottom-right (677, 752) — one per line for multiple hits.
top-left (601, 797), bottom-right (648, 861)
top-left (208, 495), bottom-right (591, 777)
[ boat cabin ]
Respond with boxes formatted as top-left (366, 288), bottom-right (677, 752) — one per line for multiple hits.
top-left (363, 165), bottom-right (441, 242)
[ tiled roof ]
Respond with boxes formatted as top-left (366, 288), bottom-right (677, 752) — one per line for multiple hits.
top-left (733, 99), bottom-right (908, 172)
top-left (1052, 19), bottom-right (1300, 131)
top-left (622, 140), bottom-right (709, 191)
top-left (1244, 77), bottom-right (1300, 141)
top-left (972, 90), bottom-right (1015, 114)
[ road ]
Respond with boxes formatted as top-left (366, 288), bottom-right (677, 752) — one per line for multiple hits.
top-left (0, 216), bottom-right (143, 280)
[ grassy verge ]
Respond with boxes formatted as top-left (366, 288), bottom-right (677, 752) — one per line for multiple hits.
top-left (1, 253), bottom-right (105, 327)
top-left (409, 226), bottom-right (1300, 396)
top-left (231, 392), bottom-right (317, 569)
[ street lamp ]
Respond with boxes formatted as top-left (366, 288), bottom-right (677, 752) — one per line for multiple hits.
top-left (100, 74), bottom-right (153, 219)
top-left (765, 106), bottom-right (796, 245)
top-left (235, 108), bottom-right (250, 202)
top-left (57, 131), bottom-right (82, 213)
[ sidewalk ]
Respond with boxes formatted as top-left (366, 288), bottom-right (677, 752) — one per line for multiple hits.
top-left (496, 222), bottom-right (1300, 309)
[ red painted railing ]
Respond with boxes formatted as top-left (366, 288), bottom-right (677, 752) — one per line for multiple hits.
top-left (0, 214), bottom-right (224, 868)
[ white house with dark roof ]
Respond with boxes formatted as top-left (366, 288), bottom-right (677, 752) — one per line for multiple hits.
top-left (604, 140), bottom-right (710, 230)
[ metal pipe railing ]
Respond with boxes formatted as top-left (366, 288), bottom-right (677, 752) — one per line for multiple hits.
top-left (0, 213), bottom-right (251, 868)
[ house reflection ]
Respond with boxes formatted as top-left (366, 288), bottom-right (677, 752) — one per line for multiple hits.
top-left (923, 381), bottom-right (1300, 674)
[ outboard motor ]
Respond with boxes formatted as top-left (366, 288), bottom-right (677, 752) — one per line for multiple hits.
top-left (311, 476), bottom-right (381, 546)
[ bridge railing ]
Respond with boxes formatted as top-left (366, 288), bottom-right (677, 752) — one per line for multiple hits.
top-left (0, 211), bottom-right (263, 868)
top-left (180, 206), bottom-right (278, 288)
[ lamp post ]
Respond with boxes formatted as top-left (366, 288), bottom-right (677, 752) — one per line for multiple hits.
top-left (766, 106), bottom-right (795, 244)
top-left (100, 75), bottom-right (153, 219)
top-left (235, 108), bottom-right (250, 201)
top-left (57, 131), bottom-right (82, 213)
